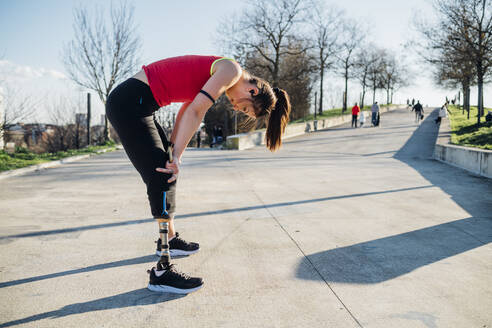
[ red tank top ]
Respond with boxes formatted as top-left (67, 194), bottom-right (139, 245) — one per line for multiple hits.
top-left (142, 55), bottom-right (223, 107)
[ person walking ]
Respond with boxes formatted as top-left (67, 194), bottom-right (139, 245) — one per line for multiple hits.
top-left (351, 102), bottom-right (360, 128)
top-left (359, 109), bottom-right (366, 127)
top-left (412, 100), bottom-right (424, 124)
top-left (196, 129), bottom-right (201, 148)
top-left (106, 55), bottom-right (291, 294)
top-left (435, 102), bottom-right (449, 125)
top-left (371, 101), bottom-right (380, 127)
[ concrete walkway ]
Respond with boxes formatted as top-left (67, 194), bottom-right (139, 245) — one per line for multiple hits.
top-left (1, 108), bottom-right (491, 328)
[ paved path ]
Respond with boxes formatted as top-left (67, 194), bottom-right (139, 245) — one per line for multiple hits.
top-left (1, 108), bottom-right (491, 328)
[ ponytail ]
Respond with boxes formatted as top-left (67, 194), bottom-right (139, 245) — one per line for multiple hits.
top-left (246, 73), bottom-right (291, 151)
top-left (266, 88), bottom-right (291, 152)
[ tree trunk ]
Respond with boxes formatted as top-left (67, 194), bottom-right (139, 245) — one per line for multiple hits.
top-left (386, 87), bottom-right (390, 105)
top-left (477, 62), bottom-right (483, 127)
top-left (87, 92), bottom-right (91, 146)
top-left (372, 86), bottom-right (376, 104)
top-left (361, 87), bottom-right (366, 110)
top-left (343, 65), bottom-right (348, 113)
top-left (104, 116), bottom-right (111, 142)
top-left (75, 121), bottom-right (80, 149)
top-left (460, 85), bottom-right (465, 115)
top-left (319, 64), bottom-right (324, 115)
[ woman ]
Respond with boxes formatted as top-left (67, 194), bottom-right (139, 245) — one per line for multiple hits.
top-left (435, 101), bottom-right (448, 124)
top-left (106, 55), bottom-right (291, 294)
top-left (351, 102), bottom-right (360, 128)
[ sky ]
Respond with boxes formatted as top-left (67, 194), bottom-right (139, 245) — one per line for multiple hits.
top-left (0, 0), bottom-right (491, 125)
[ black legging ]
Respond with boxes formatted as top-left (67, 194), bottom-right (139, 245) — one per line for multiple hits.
top-left (106, 78), bottom-right (176, 218)
top-left (351, 114), bottom-right (358, 127)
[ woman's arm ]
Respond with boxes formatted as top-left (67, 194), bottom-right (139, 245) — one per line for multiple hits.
top-left (170, 102), bottom-right (191, 147)
top-left (172, 60), bottom-right (242, 162)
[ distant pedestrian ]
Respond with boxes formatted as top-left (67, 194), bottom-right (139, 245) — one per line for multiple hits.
top-left (212, 125), bottom-right (218, 145)
top-left (196, 130), bottom-right (201, 148)
top-left (359, 110), bottom-right (365, 127)
top-left (435, 102), bottom-right (448, 125)
top-left (485, 111), bottom-right (492, 122)
top-left (412, 100), bottom-right (424, 123)
top-left (351, 102), bottom-right (360, 128)
top-left (411, 98), bottom-right (415, 106)
top-left (371, 101), bottom-right (380, 127)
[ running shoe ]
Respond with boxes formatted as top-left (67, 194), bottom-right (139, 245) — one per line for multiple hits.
top-left (147, 264), bottom-right (203, 294)
top-left (156, 232), bottom-right (200, 257)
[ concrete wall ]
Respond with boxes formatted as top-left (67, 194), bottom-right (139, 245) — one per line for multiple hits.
top-left (433, 115), bottom-right (492, 179)
top-left (226, 105), bottom-right (405, 150)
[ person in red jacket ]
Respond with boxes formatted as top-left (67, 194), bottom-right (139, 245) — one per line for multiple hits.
top-left (106, 55), bottom-right (291, 294)
top-left (351, 102), bottom-right (360, 128)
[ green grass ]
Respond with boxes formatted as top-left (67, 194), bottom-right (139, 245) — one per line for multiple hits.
top-left (448, 105), bottom-right (492, 150)
top-left (0, 141), bottom-right (117, 172)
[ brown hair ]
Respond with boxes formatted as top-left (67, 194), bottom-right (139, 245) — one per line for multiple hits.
top-left (247, 74), bottom-right (291, 152)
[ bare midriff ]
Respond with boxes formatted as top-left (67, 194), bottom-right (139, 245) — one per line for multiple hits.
top-left (132, 69), bottom-right (149, 85)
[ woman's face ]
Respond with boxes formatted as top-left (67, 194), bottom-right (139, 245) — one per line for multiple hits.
top-left (226, 81), bottom-right (258, 118)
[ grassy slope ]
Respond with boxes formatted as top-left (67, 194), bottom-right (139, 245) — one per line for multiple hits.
top-left (448, 105), bottom-right (492, 150)
top-left (0, 144), bottom-right (117, 172)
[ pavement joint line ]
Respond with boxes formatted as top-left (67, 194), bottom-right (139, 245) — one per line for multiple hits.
top-left (250, 190), bottom-right (364, 328)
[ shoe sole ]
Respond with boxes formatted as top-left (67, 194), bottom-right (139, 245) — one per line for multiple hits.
top-left (147, 283), bottom-right (203, 294)
top-left (156, 249), bottom-right (200, 257)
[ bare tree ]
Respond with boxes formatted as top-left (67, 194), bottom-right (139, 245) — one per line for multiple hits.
top-left (366, 48), bottom-right (386, 104)
top-left (309, 1), bottom-right (342, 114)
top-left (336, 21), bottom-right (366, 112)
top-left (1, 85), bottom-right (36, 133)
top-left (354, 44), bottom-right (378, 109)
top-left (218, 0), bottom-right (308, 86)
top-left (418, 0), bottom-right (492, 126)
top-left (215, 0), bottom-right (314, 122)
top-left (45, 97), bottom-right (78, 152)
top-left (434, 32), bottom-right (477, 117)
top-left (63, 1), bottom-right (141, 142)
top-left (448, 0), bottom-right (491, 124)
top-left (380, 52), bottom-right (409, 105)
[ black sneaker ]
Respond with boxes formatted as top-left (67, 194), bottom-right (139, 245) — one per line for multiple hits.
top-left (147, 264), bottom-right (203, 294)
top-left (156, 232), bottom-right (200, 257)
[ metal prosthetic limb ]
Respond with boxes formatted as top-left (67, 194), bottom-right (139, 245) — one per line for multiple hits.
top-left (156, 144), bottom-right (174, 271)
top-left (156, 217), bottom-right (171, 270)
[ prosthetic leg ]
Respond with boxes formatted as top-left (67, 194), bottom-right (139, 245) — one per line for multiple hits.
top-left (156, 145), bottom-right (174, 271)
top-left (156, 216), bottom-right (171, 270)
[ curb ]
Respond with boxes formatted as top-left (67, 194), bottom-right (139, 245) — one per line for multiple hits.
top-left (0, 146), bottom-right (123, 181)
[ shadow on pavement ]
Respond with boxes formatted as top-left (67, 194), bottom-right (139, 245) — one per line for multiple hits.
top-left (0, 219), bottom-right (153, 241)
top-left (0, 255), bottom-right (156, 288)
top-left (296, 216), bottom-right (491, 284)
top-left (0, 288), bottom-right (185, 328)
top-left (296, 109), bottom-right (492, 284)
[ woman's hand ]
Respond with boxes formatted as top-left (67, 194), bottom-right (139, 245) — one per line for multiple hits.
top-left (156, 160), bottom-right (179, 183)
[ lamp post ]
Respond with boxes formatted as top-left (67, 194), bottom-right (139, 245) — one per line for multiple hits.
top-left (87, 93), bottom-right (91, 146)
top-left (314, 92), bottom-right (318, 131)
